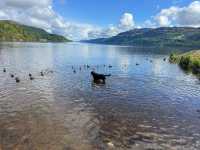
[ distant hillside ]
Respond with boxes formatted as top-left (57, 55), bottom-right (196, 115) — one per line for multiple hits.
top-left (85, 27), bottom-right (200, 48)
top-left (0, 20), bottom-right (71, 42)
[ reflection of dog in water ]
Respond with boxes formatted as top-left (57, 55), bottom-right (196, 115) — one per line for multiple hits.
top-left (91, 71), bottom-right (111, 84)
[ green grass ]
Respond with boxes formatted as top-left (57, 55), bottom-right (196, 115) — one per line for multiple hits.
top-left (169, 50), bottom-right (200, 74)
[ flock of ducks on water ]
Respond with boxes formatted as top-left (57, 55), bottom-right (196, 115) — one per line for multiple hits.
top-left (2, 68), bottom-right (47, 83)
top-left (1, 58), bottom-right (167, 83)
top-left (1, 64), bottom-right (113, 83)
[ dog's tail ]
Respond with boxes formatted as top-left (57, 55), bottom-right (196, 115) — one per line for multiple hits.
top-left (104, 74), bottom-right (111, 77)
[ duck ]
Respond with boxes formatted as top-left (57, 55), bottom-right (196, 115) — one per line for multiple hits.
top-left (136, 63), bottom-right (139, 66)
top-left (29, 76), bottom-right (34, 80)
top-left (15, 77), bottom-right (20, 83)
top-left (40, 71), bottom-right (44, 76)
top-left (3, 68), bottom-right (6, 73)
top-left (10, 74), bottom-right (14, 78)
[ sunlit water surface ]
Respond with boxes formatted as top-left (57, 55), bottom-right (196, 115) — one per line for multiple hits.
top-left (0, 42), bottom-right (200, 150)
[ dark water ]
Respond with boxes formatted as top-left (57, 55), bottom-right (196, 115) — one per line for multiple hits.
top-left (0, 42), bottom-right (200, 150)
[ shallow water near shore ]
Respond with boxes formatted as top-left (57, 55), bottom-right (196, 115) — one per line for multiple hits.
top-left (0, 42), bottom-right (200, 150)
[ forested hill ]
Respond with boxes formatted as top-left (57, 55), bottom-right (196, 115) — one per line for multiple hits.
top-left (85, 27), bottom-right (200, 48)
top-left (0, 20), bottom-right (71, 42)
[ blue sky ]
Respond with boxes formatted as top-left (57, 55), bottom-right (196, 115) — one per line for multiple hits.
top-left (53, 0), bottom-right (194, 27)
top-left (0, 0), bottom-right (199, 40)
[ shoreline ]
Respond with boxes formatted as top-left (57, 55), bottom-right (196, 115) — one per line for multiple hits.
top-left (169, 50), bottom-right (200, 76)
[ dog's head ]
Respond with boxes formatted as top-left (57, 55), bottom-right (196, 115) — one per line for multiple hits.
top-left (91, 71), bottom-right (95, 75)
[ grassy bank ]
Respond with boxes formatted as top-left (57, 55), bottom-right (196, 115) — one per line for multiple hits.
top-left (169, 50), bottom-right (200, 75)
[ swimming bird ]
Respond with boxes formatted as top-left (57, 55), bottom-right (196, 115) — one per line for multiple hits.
top-left (29, 76), bottom-right (34, 80)
top-left (10, 74), bottom-right (14, 78)
top-left (73, 70), bottom-right (76, 74)
top-left (108, 65), bottom-right (112, 68)
top-left (87, 65), bottom-right (90, 69)
top-left (3, 68), bottom-right (6, 73)
top-left (40, 71), bottom-right (44, 76)
top-left (15, 77), bottom-right (20, 83)
top-left (136, 63), bottom-right (139, 66)
top-left (163, 58), bottom-right (167, 61)
top-left (29, 73), bottom-right (32, 77)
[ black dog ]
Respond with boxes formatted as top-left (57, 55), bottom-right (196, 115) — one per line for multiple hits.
top-left (91, 71), bottom-right (111, 84)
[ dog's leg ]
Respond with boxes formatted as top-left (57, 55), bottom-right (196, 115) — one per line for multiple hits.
top-left (102, 79), bottom-right (105, 84)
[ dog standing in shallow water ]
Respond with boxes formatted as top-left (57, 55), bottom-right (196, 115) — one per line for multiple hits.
top-left (91, 71), bottom-right (111, 84)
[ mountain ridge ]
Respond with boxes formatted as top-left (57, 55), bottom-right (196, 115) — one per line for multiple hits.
top-left (84, 27), bottom-right (200, 49)
top-left (0, 20), bottom-right (71, 42)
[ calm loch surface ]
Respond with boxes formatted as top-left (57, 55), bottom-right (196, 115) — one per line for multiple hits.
top-left (0, 42), bottom-right (200, 150)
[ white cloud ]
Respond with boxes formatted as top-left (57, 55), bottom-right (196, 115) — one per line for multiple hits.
top-left (87, 13), bottom-right (136, 39)
top-left (0, 0), bottom-right (136, 40)
top-left (176, 1), bottom-right (200, 27)
top-left (87, 25), bottom-right (120, 39)
top-left (156, 15), bottom-right (171, 26)
top-left (119, 13), bottom-right (134, 30)
top-left (4, 0), bottom-right (51, 8)
top-left (0, 0), bottom-right (99, 40)
top-left (140, 20), bottom-right (156, 28)
top-left (2, 0), bottom-right (199, 40)
top-left (155, 1), bottom-right (200, 27)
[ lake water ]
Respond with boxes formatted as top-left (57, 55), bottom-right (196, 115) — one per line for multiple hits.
top-left (0, 42), bottom-right (200, 150)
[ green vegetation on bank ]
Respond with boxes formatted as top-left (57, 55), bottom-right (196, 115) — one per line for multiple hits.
top-left (86, 27), bottom-right (200, 49)
top-left (169, 50), bottom-right (200, 74)
top-left (0, 20), bottom-right (71, 42)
